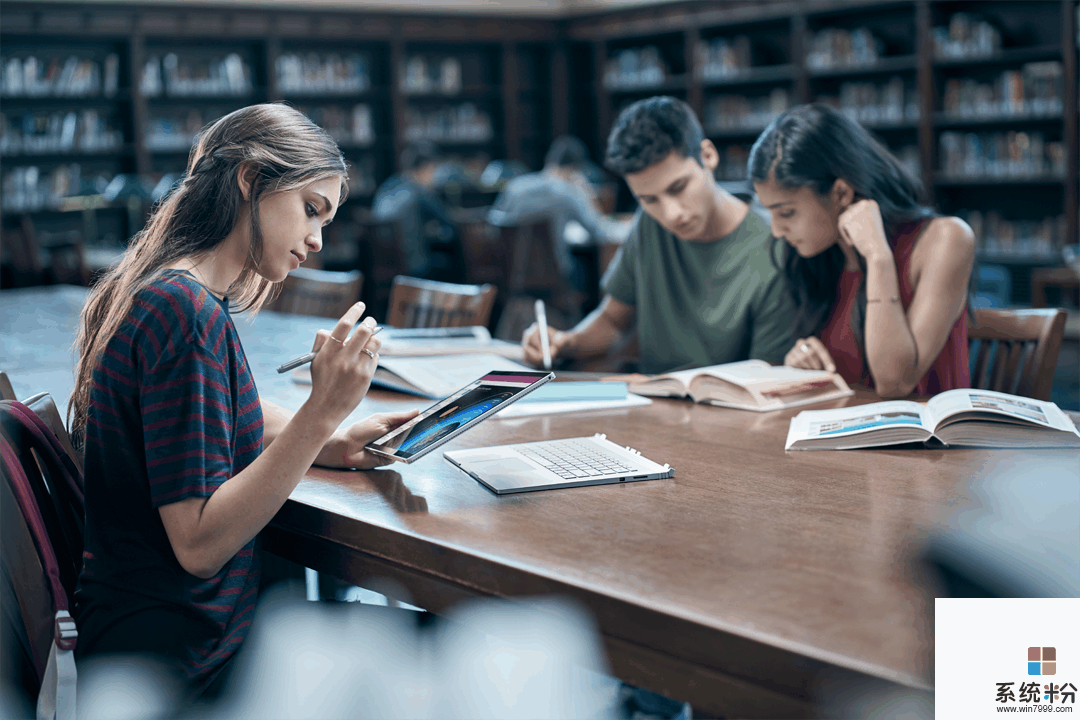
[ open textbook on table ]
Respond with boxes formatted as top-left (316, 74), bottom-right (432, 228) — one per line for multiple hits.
top-left (293, 353), bottom-right (531, 399)
top-left (785, 388), bottom-right (1080, 450)
top-left (622, 359), bottom-right (852, 411)
top-left (377, 326), bottom-right (523, 360)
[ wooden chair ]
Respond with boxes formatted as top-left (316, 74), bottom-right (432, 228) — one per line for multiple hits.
top-left (354, 210), bottom-right (408, 321)
top-left (269, 267), bottom-right (364, 320)
top-left (387, 275), bottom-right (497, 329)
top-left (453, 206), bottom-right (506, 288)
top-left (968, 308), bottom-right (1067, 401)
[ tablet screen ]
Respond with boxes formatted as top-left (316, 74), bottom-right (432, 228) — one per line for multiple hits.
top-left (365, 370), bottom-right (554, 462)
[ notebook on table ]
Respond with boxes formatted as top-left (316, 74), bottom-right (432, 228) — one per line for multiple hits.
top-left (444, 433), bottom-right (674, 495)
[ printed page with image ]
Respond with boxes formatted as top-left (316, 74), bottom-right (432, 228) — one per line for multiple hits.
top-left (786, 389), bottom-right (1080, 450)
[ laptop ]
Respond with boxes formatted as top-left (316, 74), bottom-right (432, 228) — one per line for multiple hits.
top-left (443, 433), bottom-right (674, 495)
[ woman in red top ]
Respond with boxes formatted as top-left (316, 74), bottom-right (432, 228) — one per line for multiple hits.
top-left (748, 104), bottom-right (975, 397)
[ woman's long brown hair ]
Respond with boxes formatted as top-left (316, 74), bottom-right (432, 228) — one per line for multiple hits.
top-left (69, 103), bottom-right (348, 441)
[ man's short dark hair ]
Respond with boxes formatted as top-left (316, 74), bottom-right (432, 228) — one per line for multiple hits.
top-left (544, 135), bottom-right (590, 169)
top-left (604, 96), bottom-right (704, 177)
top-left (400, 141), bottom-right (440, 172)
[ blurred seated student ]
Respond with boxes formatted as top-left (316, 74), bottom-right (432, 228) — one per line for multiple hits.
top-left (748, 103), bottom-right (975, 398)
top-left (521, 96), bottom-right (798, 373)
top-left (69, 103), bottom-right (419, 703)
top-left (487, 135), bottom-right (619, 292)
top-left (373, 141), bottom-right (457, 281)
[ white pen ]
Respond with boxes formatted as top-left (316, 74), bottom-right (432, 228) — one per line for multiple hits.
top-left (535, 298), bottom-right (552, 371)
top-left (277, 325), bottom-right (383, 373)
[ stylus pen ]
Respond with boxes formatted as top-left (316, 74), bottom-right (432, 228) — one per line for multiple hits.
top-left (535, 298), bottom-right (552, 371)
top-left (277, 325), bottom-right (383, 374)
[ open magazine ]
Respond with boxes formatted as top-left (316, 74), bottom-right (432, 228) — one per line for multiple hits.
top-left (785, 388), bottom-right (1080, 450)
top-left (622, 359), bottom-right (853, 412)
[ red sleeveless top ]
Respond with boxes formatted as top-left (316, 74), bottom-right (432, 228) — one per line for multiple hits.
top-left (819, 219), bottom-right (970, 395)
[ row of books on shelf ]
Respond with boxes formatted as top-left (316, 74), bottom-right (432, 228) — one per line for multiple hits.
top-left (140, 53), bottom-right (252, 99)
top-left (603, 46), bottom-right (667, 91)
top-left (400, 56), bottom-right (463, 96)
top-left (939, 131), bottom-right (1067, 179)
top-left (1, 54), bottom-right (119, 99)
top-left (1, 164), bottom-right (112, 213)
top-left (144, 107), bottom-right (223, 151)
top-left (933, 13), bottom-right (1001, 60)
top-left (403, 104), bottom-right (492, 143)
top-left (277, 53), bottom-right (370, 95)
top-left (294, 104), bottom-right (374, 146)
top-left (1, 161), bottom-right (381, 214)
top-left (0, 109), bottom-right (124, 156)
top-left (817, 78), bottom-right (919, 125)
top-left (962, 211), bottom-right (1068, 259)
top-left (941, 63), bottom-right (1063, 119)
top-left (806, 28), bottom-right (883, 70)
top-left (704, 89), bottom-right (788, 132)
top-left (694, 36), bottom-right (756, 81)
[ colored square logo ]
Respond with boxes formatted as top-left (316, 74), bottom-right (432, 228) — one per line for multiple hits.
top-left (1028, 647), bottom-right (1057, 675)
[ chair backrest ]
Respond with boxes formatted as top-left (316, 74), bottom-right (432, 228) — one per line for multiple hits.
top-left (968, 308), bottom-right (1067, 401)
top-left (0, 371), bottom-right (17, 401)
top-left (270, 267), bottom-right (364, 319)
top-left (454, 207), bottom-right (506, 288)
top-left (387, 276), bottom-right (497, 329)
top-left (354, 212), bottom-right (408, 320)
top-left (23, 392), bottom-right (84, 477)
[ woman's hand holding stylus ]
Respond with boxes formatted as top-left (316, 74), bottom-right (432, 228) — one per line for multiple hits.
top-left (304, 302), bottom-right (382, 427)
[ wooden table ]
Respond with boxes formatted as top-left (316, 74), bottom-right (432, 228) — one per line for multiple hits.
top-left (1, 285), bottom-right (1068, 718)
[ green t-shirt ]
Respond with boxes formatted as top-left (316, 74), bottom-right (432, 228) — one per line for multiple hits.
top-left (601, 206), bottom-right (798, 374)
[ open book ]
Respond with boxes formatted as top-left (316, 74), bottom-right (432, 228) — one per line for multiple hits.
top-left (785, 388), bottom-right (1080, 450)
top-left (624, 359), bottom-right (853, 412)
top-left (378, 326), bottom-right (524, 360)
top-left (293, 353), bottom-right (531, 399)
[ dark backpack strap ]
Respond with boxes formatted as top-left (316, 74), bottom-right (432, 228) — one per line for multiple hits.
top-left (0, 402), bottom-right (84, 593)
top-left (0, 436), bottom-right (69, 615)
top-left (6, 401), bottom-right (83, 504)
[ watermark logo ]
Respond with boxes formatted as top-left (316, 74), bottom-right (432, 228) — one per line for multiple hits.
top-left (1030, 647), bottom-right (1057, 676)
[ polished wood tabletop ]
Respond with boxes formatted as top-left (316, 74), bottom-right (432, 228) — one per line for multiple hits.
top-left (1, 285), bottom-right (1069, 718)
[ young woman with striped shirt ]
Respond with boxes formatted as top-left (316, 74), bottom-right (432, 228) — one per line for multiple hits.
top-left (68, 103), bottom-right (419, 699)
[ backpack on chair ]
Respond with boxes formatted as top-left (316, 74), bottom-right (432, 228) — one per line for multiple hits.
top-left (1, 399), bottom-right (84, 720)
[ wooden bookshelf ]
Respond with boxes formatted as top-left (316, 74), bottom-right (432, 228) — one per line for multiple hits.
top-left (565, 0), bottom-right (1078, 304)
top-left (0, 1), bottom-right (555, 284)
top-left (1, 0), bottom-right (1075, 305)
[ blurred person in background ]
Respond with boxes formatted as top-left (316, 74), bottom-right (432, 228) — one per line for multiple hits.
top-left (373, 141), bottom-right (458, 281)
top-left (488, 135), bottom-right (622, 293)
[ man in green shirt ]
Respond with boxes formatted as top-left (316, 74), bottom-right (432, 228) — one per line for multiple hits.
top-left (522, 96), bottom-right (798, 374)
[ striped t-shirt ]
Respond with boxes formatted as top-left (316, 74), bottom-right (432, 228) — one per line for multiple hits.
top-left (75, 270), bottom-right (264, 683)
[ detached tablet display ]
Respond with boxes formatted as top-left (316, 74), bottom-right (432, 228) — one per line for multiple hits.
top-left (365, 370), bottom-right (555, 463)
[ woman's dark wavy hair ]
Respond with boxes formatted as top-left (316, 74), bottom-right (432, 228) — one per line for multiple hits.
top-left (748, 103), bottom-right (935, 356)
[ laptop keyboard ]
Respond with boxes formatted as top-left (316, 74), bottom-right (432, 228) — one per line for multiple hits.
top-left (514, 439), bottom-right (636, 479)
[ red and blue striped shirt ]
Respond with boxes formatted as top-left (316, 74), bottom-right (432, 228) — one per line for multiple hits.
top-left (75, 270), bottom-right (264, 682)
